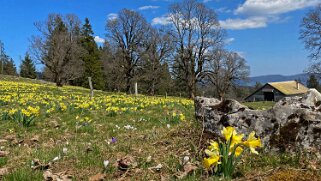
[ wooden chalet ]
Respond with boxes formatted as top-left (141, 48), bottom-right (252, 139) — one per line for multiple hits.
top-left (245, 80), bottom-right (309, 102)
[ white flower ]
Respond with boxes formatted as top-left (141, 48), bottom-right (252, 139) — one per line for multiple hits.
top-left (52, 154), bottom-right (61, 162)
top-left (103, 160), bottom-right (109, 168)
top-left (124, 125), bottom-right (137, 130)
top-left (166, 124), bottom-right (170, 128)
top-left (146, 155), bottom-right (152, 163)
top-left (183, 156), bottom-right (189, 164)
top-left (62, 147), bottom-right (68, 154)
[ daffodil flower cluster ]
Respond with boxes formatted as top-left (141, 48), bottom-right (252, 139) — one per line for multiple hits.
top-left (203, 126), bottom-right (262, 178)
top-left (0, 80), bottom-right (193, 126)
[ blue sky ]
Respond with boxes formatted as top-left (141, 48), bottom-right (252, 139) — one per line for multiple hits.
top-left (0, 0), bottom-right (320, 76)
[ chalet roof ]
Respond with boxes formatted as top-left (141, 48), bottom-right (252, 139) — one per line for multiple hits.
top-left (268, 80), bottom-right (308, 95)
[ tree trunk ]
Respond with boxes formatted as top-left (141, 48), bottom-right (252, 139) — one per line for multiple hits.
top-left (54, 73), bottom-right (63, 87)
top-left (125, 76), bottom-right (131, 93)
top-left (150, 78), bottom-right (155, 96)
top-left (188, 83), bottom-right (195, 99)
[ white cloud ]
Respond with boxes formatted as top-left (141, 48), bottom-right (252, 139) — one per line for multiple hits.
top-left (219, 17), bottom-right (268, 30)
top-left (224, 37), bottom-right (235, 44)
top-left (216, 7), bottom-right (232, 13)
top-left (138, 5), bottom-right (160, 11)
top-left (94, 36), bottom-right (105, 44)
top-left (151, 15), bottom-right (172, 25)
top-left (235, 0), bottom-right (320, 16)
top-left (107, 13), bottom-right (118, 20)
top-left (222, 0), bottom-right (320, 30)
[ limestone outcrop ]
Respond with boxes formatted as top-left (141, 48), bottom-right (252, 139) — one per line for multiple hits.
top-left (195, 89), bottom-right (321, 152)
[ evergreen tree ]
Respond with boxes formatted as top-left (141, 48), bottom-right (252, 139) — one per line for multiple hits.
top-left (3, 57), bottom-right (17, 76)
top-left (307, 74), bottom-right (319, 89)
top-left (0, 40), bottom-right (17, 76)
top-left (77, 18), bottom-right (104, 90)
top-left (20, 53), bottom-right (37, 79)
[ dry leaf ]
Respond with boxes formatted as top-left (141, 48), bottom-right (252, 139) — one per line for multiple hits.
top-left (43, 170), bottom-right (73, 181)
top-left (89, 173), bottom-right (107, 181)
top-left (118, 156), bottom-right (137, 170)
top-left (31, 159), bottom-right (50, 170)
top-left (0, 151), bottom-right (9, 157)
top-left (0, 168), bottom-right (9, 176)
top-left (4, 135), bottom-right (16, 141)
top-left (30, 135), bottom-right (40, 142)
top-left (149, 163), bottom-right (163, 172)
top-left (0, 139), bottom-right (7, 144)
top-left (176, 162), bottom-right (198, 179)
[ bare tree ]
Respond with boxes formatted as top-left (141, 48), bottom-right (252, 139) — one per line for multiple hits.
top-left (169, 0), bottom-right (225, 98)
top-left (205, 50), bottom-right (249, 99)
top-left (106, 9), bottom-right (151, 93)
top-left (300, 5), bottom-right (321, 74)
top-left (140, 28), bottom-right (173, 95)
top-left (101, 42), bottom-right (127, 91)
top-left (31, 14), bottom-right (84, 86)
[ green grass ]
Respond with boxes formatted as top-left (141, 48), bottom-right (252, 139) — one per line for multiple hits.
top-left (1, 76), bottom-right (321, 180)
top-left (0, 76), bottom-right (200, 180)
top-left (243, 101), bottom-right (275, 110)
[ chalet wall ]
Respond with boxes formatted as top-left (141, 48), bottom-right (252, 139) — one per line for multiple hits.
top-left (245, 84), bottom-right (285, 102)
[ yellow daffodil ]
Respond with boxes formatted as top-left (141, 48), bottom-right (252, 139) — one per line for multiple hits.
top-left (179, 113), bottom-right (185, 121)
top-left (221, 126), bottom-right (244, 147)
top-left (243, 131), bottom-right (262, 154)
top-left (8, 109), bottom-right (17, 115)
top-left (203, 155), bottom-right (220, 169)
top-left (21, 109), bottom-right (31, 117)
top-left (231, 132), bottom-right (244, 147)
top-left (172, 112), bottom-right (177, 117)
top-left (208, 140), bottom-right (219, 151)
top-left (205, 149), bottom-right (216, 157)
top-left (221, 126), bottom-right (234, 141)
top-left (234, 146), bottom-right (243, 157)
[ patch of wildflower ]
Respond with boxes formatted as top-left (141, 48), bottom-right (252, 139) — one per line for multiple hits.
top-left (0, 80), bottom-right (193, 127)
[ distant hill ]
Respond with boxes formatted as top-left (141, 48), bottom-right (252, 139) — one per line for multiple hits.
top-left (240, 73), bottom-right (311, 86)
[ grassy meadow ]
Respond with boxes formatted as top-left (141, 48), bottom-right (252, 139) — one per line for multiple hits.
top-left (0, 76), bottom-right (321, 180)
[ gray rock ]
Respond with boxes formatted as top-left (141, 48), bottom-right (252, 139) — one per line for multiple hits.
top-left (194, 89), bottom-right (321, 152)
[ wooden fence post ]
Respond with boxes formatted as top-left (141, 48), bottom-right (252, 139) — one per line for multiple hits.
top-left (135, 82), bottom-right (138, 96)
top-left (88, 77), bottom-right (94, 99)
